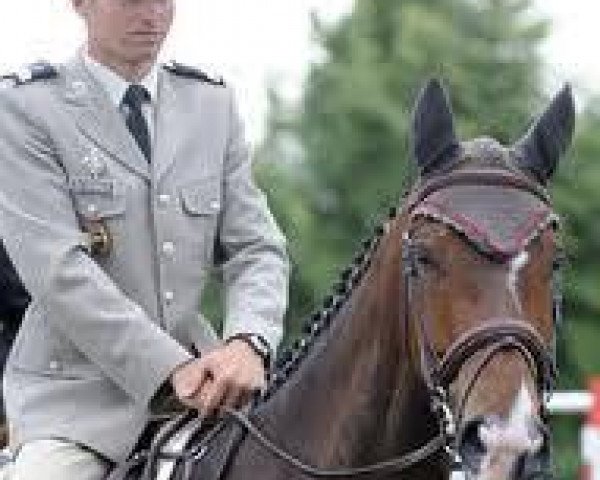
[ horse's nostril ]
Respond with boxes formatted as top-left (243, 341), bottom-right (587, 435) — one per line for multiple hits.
top-left (511, 451), bottom-right (549, 479)
top-left (512, 452), bottom-right (528, 479)
top-left (458, 418), bottom-right (487, 472)
top-left (512, 437), bottom-right (552, 479)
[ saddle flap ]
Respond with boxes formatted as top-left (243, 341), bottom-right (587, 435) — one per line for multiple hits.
top-left (107, 414), bottom-right (246, 480)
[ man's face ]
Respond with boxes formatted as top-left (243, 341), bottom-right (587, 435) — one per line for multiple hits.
top-left (74, 0), bottom-right (174, 66)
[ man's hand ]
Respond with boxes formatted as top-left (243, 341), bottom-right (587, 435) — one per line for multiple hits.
top-left (170, 340), bottom-right (266, 417)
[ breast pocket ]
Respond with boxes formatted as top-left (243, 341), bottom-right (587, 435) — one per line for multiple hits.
top-left (69, 177), bottom-right (127, 220)
top-left (179, 177), bottom-right (222, 262)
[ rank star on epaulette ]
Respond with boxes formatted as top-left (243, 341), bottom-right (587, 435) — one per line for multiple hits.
top-left (162, 61), bottom-right (225, 87)
top-left (0, 73), bottom-right (18, 88)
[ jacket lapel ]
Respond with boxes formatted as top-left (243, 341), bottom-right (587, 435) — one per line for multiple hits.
top-left (153, 69), bottom-right (184, 182)
top-left (61, 56), bottom-right (151, 181)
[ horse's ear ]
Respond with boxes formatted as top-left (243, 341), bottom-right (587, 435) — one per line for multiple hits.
top-left (412, 79), bottom-right (458, 176)
top-left (515, 84), bottom-right (575, 184)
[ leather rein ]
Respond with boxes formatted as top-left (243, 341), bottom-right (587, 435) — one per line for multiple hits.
top-left (141, 170), bottom-right (559, 479)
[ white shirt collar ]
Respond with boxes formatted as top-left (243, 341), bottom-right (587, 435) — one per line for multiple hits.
top-left (82, 50), bottom-right (159, 107)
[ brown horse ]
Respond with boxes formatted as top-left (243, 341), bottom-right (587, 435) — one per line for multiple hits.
top-left (121, 80), bottom-right (575, 480)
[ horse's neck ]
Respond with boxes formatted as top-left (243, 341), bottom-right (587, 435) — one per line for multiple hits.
top-left (253, 224), bottom-right (434, 469)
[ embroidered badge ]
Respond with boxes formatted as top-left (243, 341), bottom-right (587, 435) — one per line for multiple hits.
top-left (82, 147), bottom-right (108, 178)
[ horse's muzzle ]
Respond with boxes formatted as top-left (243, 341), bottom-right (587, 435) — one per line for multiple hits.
top-left (458, 416), bottom-right (551, 479)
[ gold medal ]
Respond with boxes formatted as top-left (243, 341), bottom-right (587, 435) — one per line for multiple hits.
top-left (82, 216), bottom-right (113, 257)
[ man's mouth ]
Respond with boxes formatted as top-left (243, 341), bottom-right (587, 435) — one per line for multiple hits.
top-left (129, 32), bottom-right (164, 39)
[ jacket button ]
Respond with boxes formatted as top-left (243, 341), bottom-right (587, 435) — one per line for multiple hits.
top-left (162, 242), bottom-right (175, 256)
top-left (49, 360), bottom-right (61, 371)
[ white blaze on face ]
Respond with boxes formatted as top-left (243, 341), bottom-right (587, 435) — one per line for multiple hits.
top-left (506, 382), bottom-right (538, 441)
top-left (476, 382), bottom-right (543, 480)
top-left (508, 251), bottom-right (529, 315)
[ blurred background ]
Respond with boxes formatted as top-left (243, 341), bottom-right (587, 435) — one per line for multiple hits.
top-left (2, 1), bottom-right (599, 477)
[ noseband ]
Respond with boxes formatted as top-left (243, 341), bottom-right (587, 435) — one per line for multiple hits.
top-left (402, 168), bottom-right (559, 468)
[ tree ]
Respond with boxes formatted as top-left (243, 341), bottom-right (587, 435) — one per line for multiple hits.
top-left (553, 102), bottom-right (600, 385)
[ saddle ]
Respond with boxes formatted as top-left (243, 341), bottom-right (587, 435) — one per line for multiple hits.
top-left (106, 411), bottom-right (246, 480)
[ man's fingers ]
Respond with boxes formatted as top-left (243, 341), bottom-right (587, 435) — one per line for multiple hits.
top-left (178, 379), bottom-right (200, 399)
top-left (218, 372), bottom-right (263, 413)
top-left (172, 342), bottom-right (268, 414)
top-left (179, 396), bottom-right (201, 411)
top-left (173, 359), bottom-right (212, 400)
top-left (191, 363), bottom-right (213, 399)
top-left (222, 378), bottom-right (248, 411)
top-left (199, 374), bottom-right (230, 417)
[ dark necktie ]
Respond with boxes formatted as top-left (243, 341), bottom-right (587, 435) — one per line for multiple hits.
top-left (121, 84), bottom-right (151, 162)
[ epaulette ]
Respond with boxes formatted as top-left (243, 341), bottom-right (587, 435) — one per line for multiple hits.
top-left (162, 61), bottom-right (225, 87)
top-left (0, 61), bottom-right (58, 88)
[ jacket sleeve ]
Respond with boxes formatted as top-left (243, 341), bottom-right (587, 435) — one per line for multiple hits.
top-left (219, 89), bottom-right (289, 353)
top-left (0, 90), bottom-right (192, 406)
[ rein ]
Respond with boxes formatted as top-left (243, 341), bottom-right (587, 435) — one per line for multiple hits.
top-left (223, 407), bottom-right (446, 478)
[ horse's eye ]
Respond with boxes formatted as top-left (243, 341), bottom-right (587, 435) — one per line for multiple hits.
top-left (415, 247), bottom-right (436, 269)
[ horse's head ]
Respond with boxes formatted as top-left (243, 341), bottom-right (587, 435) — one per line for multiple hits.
top-left (403, 80), bottom-right (574, 479)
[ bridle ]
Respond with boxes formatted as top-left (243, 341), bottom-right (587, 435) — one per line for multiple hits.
top-left (402, 168), bottom-right (559, 469)
top-left (120, 170), bottom-right (562, 479)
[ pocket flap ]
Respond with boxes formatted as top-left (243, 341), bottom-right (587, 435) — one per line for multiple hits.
top-left (180, 181), bottom-right (222, 216)
top-left (69, 177), bottom-right (126, 218)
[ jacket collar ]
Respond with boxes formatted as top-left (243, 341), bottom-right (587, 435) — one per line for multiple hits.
top-left (62, 54), bottom-right (151, 180)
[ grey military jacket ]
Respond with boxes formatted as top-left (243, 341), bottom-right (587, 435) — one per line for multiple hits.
top-left (0, 55), bottom-right (288, 462)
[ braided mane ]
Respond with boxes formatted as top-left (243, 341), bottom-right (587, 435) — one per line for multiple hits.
top-left (263, 204), bottom-right (402, 399)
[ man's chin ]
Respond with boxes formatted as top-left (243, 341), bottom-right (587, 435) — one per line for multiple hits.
top-left (122, 40), bottom-right (163, 59)
top-left (124, 47), bottom-right (162, 67)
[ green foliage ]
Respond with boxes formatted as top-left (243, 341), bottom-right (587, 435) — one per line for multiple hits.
top-left (552, 104), bottom-right (600, 393)
top-left (555, 104), bottom-right (600, 317)
top-left (250, 0), bottom-right (600, 474)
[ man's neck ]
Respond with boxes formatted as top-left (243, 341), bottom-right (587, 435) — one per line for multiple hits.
top-left (86, 47), bottom-right (154, 83)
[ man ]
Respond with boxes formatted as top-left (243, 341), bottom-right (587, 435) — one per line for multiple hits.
top-left (0, 0), bottom-right (289, 478)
